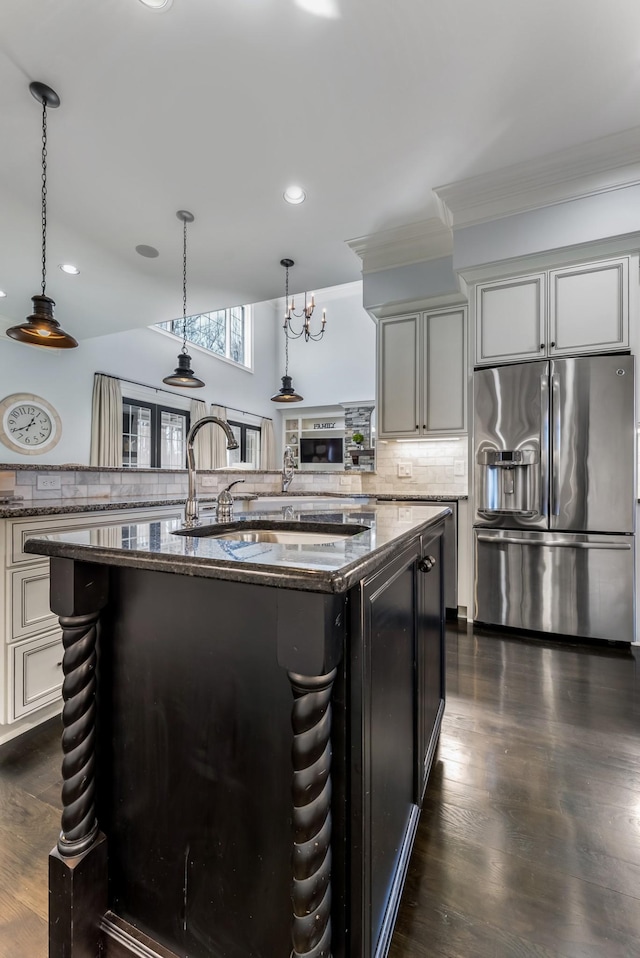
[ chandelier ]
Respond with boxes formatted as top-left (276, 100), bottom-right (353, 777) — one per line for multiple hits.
top-left (280, 258), bottom-right (326, 342)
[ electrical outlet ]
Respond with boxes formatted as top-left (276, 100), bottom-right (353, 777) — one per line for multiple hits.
top-left (454, 459), bottom-right (466, 477)
top-left (201, 475), bottom-right (217, 487)
top-left (397, 462), bottom-right (413, 478)
top-left (36, 475), bottom-right (61, 491)
top-left (340, 476), bottom-right (350, 486)
top-left (398, 507), bottom-right (413, 521)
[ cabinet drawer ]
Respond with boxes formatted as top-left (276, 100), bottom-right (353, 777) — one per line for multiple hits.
top-left (10, 565), bottom-right (57, 641)
top-left (11, 631), bottom-right (63, 720)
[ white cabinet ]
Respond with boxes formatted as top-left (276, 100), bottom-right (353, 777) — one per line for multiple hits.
top-left (0, 504), bottom-right (182, 737)
top-left (475, 257), bottom-right (629, 366)
top-left (378, 306), bottom-right (467, 439)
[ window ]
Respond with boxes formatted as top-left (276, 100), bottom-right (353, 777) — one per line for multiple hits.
top-left (155, 306), bottom-right (250, 368)
top-left (123, 399), bottom-right (190, 468)
top-left (227, 420), bottom-right (261, 469)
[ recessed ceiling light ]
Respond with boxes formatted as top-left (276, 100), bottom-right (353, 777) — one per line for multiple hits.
top-left (295, 0), bottom-right (340, 18)
top-left (0, 290), bottom-right (6, 298)
top-left (136, 244), bottom-right (160, 258)
top-left (59, 264), bottom-right (80, 275)
top-left (283, 185), bottom-right (306, 205)
top-left (138, 0), bottom-right (173, 10)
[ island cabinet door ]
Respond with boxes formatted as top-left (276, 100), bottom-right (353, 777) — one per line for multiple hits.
top-left (349, 539), bottom-right (423, 958)
top-left (416, 528), bottom-right (445, 802)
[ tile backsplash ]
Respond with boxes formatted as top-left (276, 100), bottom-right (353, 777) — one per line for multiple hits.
top-left (0, 440), bottom-right (468, 502)
top-left (362, 438), bottom-right (468, 496)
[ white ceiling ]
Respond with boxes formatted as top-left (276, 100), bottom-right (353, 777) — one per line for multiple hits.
top-left (1, 0), bottom-right (639, 341)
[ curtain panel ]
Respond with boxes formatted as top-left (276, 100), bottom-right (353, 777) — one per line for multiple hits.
top-left (210, 404), bottom-right (229, 468)
top-left (260, 418), bottom-right (277, 470)
top-left (189, 400), bottom-right (215, 471)
top-left (90, 374), bottom-right (123, 467)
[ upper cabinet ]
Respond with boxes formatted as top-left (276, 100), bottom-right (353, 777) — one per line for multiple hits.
top-left (475, 257), bottom-right (629, 366)
top-left (377, 306), bottom-right (467, 439)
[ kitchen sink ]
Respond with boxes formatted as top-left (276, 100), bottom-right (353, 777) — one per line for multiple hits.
top-left (172, 520), bottom-right (368, 544)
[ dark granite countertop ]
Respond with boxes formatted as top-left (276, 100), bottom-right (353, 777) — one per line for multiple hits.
top-left (24, 502), bottom-right (450, 595)
top-left (0, 491), bottom-right (370, 519)
top-left (0, 494), bottom-right (226, 519)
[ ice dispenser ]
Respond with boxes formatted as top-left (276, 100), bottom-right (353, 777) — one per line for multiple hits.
top-left (476, 448), bottom-right (540, 517)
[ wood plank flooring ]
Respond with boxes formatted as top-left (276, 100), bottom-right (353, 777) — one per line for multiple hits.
top-left (1, 623), bottom-right (639, 958)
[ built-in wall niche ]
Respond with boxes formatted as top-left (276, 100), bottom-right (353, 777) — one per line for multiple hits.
top-left (282, 402), bottom-right (375, 473)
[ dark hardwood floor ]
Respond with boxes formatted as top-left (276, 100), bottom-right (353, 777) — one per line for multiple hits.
top-left (2, 623), bottom-right (640, 958)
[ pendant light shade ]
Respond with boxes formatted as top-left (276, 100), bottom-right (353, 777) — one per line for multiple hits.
top-left (271, 374), bottom-right (304, 403)
top-left (7, 82), bottom-right (78, 349)
top-left (163, 351), bottom-right (205, 388)
top-left (162, 210), bottom-right (205, 388)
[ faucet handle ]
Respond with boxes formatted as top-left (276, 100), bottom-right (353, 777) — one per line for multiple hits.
top-left (221, 478), bottom-right (245, 495)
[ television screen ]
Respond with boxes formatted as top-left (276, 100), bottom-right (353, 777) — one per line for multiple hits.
top-left (300, 437), bottom-right (344, 464)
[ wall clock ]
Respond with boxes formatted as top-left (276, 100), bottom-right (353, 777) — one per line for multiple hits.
top-left (0, 393), bottom-right (62, 455)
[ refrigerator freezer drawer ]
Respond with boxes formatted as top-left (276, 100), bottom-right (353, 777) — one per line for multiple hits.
top-left (474, 530), bottom-right (634, 642)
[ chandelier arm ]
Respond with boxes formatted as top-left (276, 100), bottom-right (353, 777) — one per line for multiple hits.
top-left (283, 320), bottom-right (307, 340)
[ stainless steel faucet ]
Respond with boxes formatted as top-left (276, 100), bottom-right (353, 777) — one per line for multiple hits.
top-left (282, 444), bottom-right (295, 493)
top-left (185, 416), bottom-right (239, 526)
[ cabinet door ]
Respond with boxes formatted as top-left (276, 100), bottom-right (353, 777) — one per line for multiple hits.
top-left (11, 630), bottom-right (63, 720)
top-left (353, 542), bottom-right (421, 958)
top-left (416, 531), bottom-right (445, 801)
top-left (377, 315), bottom-right (420, 438)
top-left (549, 258), bottom-right (629, 355)
top-left (424, 307), bottom-right (467, 434)
top-left (475, 274), bottom-right (545, 365)
top-left (10, 563), bottom-right (58, 641)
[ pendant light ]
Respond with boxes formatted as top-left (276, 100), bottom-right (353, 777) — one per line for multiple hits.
top-left (7, 82), bottom-right (78, 348)
top-left (162, 210), bottom-right (205, 388)
top-left (271, 318), bottom-right (304, 403)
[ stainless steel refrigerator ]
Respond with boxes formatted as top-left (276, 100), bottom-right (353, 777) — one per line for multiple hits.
top-left (473, 354), bottom-right (636, 642)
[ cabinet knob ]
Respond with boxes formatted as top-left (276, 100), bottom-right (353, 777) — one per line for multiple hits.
top-left (418, 555), bottom-right (436, 573)
top-left (550, 341), bottom-right (556, 348)
top-left (540, 343), bottom-right (545, 350)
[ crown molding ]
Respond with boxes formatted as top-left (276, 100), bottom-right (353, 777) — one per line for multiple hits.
top-left (434, 126), bottom-right (640, 229)
top-left (346, 218), bottom-right (452, 273)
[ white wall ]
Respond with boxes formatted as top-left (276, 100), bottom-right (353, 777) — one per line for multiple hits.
top-left (278, 281), bottom-right (376, 409)
top-left (0, 281), bottom-right (376, 466)
top-left (0, 299), bottom-right (281, 465)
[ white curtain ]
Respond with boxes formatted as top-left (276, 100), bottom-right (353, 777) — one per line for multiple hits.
top-left (189, 400), bottom-right (215, 470)
top-left (260, 418), bottom-right (277, 470)
top-left (210, 404), bottom-right (229, 468)
top-left (90, 374), bottom-right (123, 467)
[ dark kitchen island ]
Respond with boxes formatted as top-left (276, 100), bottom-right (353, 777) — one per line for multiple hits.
top-left (25, 500), bottom-right (448, 958)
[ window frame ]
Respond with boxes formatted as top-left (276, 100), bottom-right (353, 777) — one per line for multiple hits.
top-left (153, 304), bottom-right (253, 371)
top-left (122, 398), bottom-right (190, 469)
top-left (227, 419), bottom-right (261, 467)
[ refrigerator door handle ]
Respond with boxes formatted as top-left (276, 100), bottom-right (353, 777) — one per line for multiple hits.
top-left (550, 373), bottom-right (561, 518)
top-left (476, 534), bottom-right (632, 550)
top-left (540, 373), bottom-right (549, 520)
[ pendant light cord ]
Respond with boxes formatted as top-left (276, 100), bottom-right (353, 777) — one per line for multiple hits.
top-left (284, 263), bottom-right (290, 376)
top-left (181, 215), bottom-right (188, 354)
top-left (40, 97), bottom-right (48, 296)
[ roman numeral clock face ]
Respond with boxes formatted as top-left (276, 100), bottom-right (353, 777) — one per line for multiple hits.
top-left (0, 393), bottom-right (62, 455)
